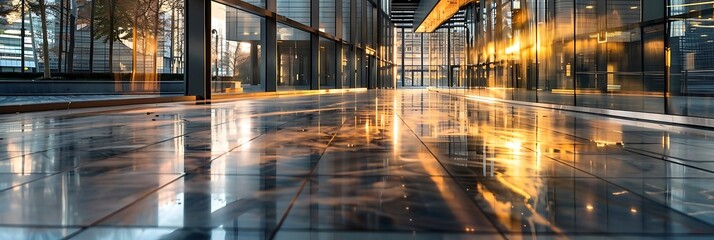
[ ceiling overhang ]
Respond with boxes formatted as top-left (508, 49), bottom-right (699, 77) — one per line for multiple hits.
top-left (413, 0), bottom-right (476, 32)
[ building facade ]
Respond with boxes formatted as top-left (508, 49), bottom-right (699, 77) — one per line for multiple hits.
top-left (395, 0), bottom-right (714, 119)
top-left (0, 0), bottom-right (395, 96)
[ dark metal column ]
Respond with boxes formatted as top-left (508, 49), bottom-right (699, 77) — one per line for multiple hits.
top-left (662, 2), bottom-right (671, 114)
top-left (401, 28), bottom-right (405, 87)
top-left (266, 0), bottom-right (278, 92)
top-left (336, 0), bottom-right (343, 39)
top-left (185, 0), bottom-right (211, 99)
top-left (251, 42), bottom-right (260, 86)
top-left (310, 0), bottom-right (320, 90)
top-left (350, 0), bottom-right (357, 88)
top-left (20, 0), bottom-right (25, 73)
top-left (420, 33), bottom-right (424, 86)
top-left (447, 27), bottom-right (452, 88)
top-left (360, 0), bottom-right (367, 88)
top-left (336, 0), bottom-right (343, 89)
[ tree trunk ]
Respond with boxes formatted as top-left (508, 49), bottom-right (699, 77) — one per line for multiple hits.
top-left (67, 0), bottom-right (77, 72)
top-left (169, 4), bottom-right (175, 71)
top-left (131, 0), bottom-right (138, 88)
top-left (89, 0), bottom-right (95, 72)
top-left (59, 0), bottom-right (65, 72)
top-left (153, 0), bottom-right (159, 81)
top-left (109, 0), bottom-right (115, 73)
top-left (38, 0), bottom-right (51, 79)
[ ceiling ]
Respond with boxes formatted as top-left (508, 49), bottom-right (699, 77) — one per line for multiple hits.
top-left (390, 0), bottom-right (421, 28)
top-left (390, 0), bottom-right (470, 31)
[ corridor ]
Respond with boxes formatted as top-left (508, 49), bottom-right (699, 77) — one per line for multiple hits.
top-left (0, 89), bottom-right (713, 239)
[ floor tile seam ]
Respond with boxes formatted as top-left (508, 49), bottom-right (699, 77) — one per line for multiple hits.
top-left (60, 173), bottom-right (186, 240)
top-left (157, 111), bottom-right (317, 175)
top-left (520, 144), bottom-right (714, 229)
top-left (0, 108), bottom-right (315, 183)
top-left (0, 105), bottom-right (322, 162)
top-left (392, 110), bottom-right (509, 240)
top-left (624, 147), bottom-right (714, 163)
top-left (275, 228), bottom-right (503, 234)
top-left (485, 115), bottom-right (714, 181)
top-left (275, 228), bottom-right (714, 235)
top-left (267, 117), bottom-right (351, 240)
top-left (529, 135), bottom-right (714, 174)
top-left (0, 120), bottom-right (256, 191)
top-left (58, 119), bottom-right (287, 239)
top-left (0, 112), bottom-right (203, 149)
top-left (620, 148), bottom-right (714, 176)
top-left (436, 91), bottom-right (711, 146)
top-left (45, 172), bottom-right (701, 179)
top-left (450, 108), bottom-right (714, 176)
top-left (51, 225), bottom-right (505, 234)
top-left (60, 112), bottom-right (316, 240)
top-left (426, 92), bottom-right (665, 140)
top-left (0, 115), bottom-right (256, 163)
top-left (429, 89), bottom-right (714, 130)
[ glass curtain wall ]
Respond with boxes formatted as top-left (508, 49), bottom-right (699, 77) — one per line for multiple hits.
top-left (277, 0), bottom-right (310, 26)
top-left (397, 0), bottom-right (714, 119)
top-left (210, 2), bottom-right (265, 93)
top-left (277, 24), bottom-right (310, 90)
top-left (395, 12), bottom-right (468, 88)
top-left (0, 0), bottom-right (395, 104)
top-left (667, 1), bottom-right (714, 118)
top-left (0, 0), bottom-right (186, 97)
top-left (319, 37), bottom-right (336, 89)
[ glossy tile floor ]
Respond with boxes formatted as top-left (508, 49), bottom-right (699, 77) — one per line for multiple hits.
top-left (1, 89), bottom-right (714, 239)
top-left (0, 95), bottom-right (170, 106)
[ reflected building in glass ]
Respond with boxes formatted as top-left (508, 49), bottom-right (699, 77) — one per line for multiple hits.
top-left (395, 0), bottom-right (714, 119)
top-left (0, 0), bottom-right (395, 99)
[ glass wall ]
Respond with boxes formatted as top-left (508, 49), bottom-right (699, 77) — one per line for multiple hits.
top-left (668, 1), bottom-right (714, 118)
top-left (342, 0), bottom-right (351, 41)
top-left (319, 37), bottom-right (336, 89)
top-left (210, 2), bottom-right (265, 94)
top-left (277, 24), bottom-right (310, 90)
top-left (396, 0), bottom-right (714, 119)
top-left (319, 0), bottom-right (335, 35)
top-left (395, 14), bottom-right (468, 88)
top-left (342, 44), bottom-right (353, 87)
top-left (277, 0), bottom-right (310, 26)
top-left (0, 0), bottom-right (185, 99)
top-left (0, 0), bottom-right (395, 106)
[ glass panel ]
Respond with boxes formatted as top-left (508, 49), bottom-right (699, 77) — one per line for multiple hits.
top-left (366, 4), bottom-right (373, 48)
top-left (242, 0), bottom-right (266, 8)
top-left (210, 2), bottom-right (265, 94)
top-left (355, 0), bottom-right (362, 45)
top-left (667, 1), bottom-right (714, 117)
top-left (319, 37), bottom-right (336, 89)
top-left (277, 0), bottom-right (310, 26)
top-left (538, 0), bottom-right (575, 105)
top-left (342, 0), bottom-right (351, 41)
top-left (0, 0), bottom-right (185, 104)
top-left (342, 44), bottom-right (353, 88)
top-left (319, 0), bottom-right (335, 34)
top-left (277, 24), bottom-right (310, 90)
top-left (574, 0), bottom-right (601, 108)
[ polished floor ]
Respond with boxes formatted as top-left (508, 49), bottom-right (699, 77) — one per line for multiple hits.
top-left (1, 89), bottom-right (713, 239)
top-left (0, 95), bottom-right (169, 106)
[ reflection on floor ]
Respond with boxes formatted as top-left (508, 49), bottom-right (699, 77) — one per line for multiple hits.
top-left (0, 89), bottom-right (713, 239)
top-left (0, 95), bottom-right (172, 106)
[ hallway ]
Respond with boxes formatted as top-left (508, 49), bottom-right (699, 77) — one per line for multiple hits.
top-left (0, 89), bottom-right (713, 239)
